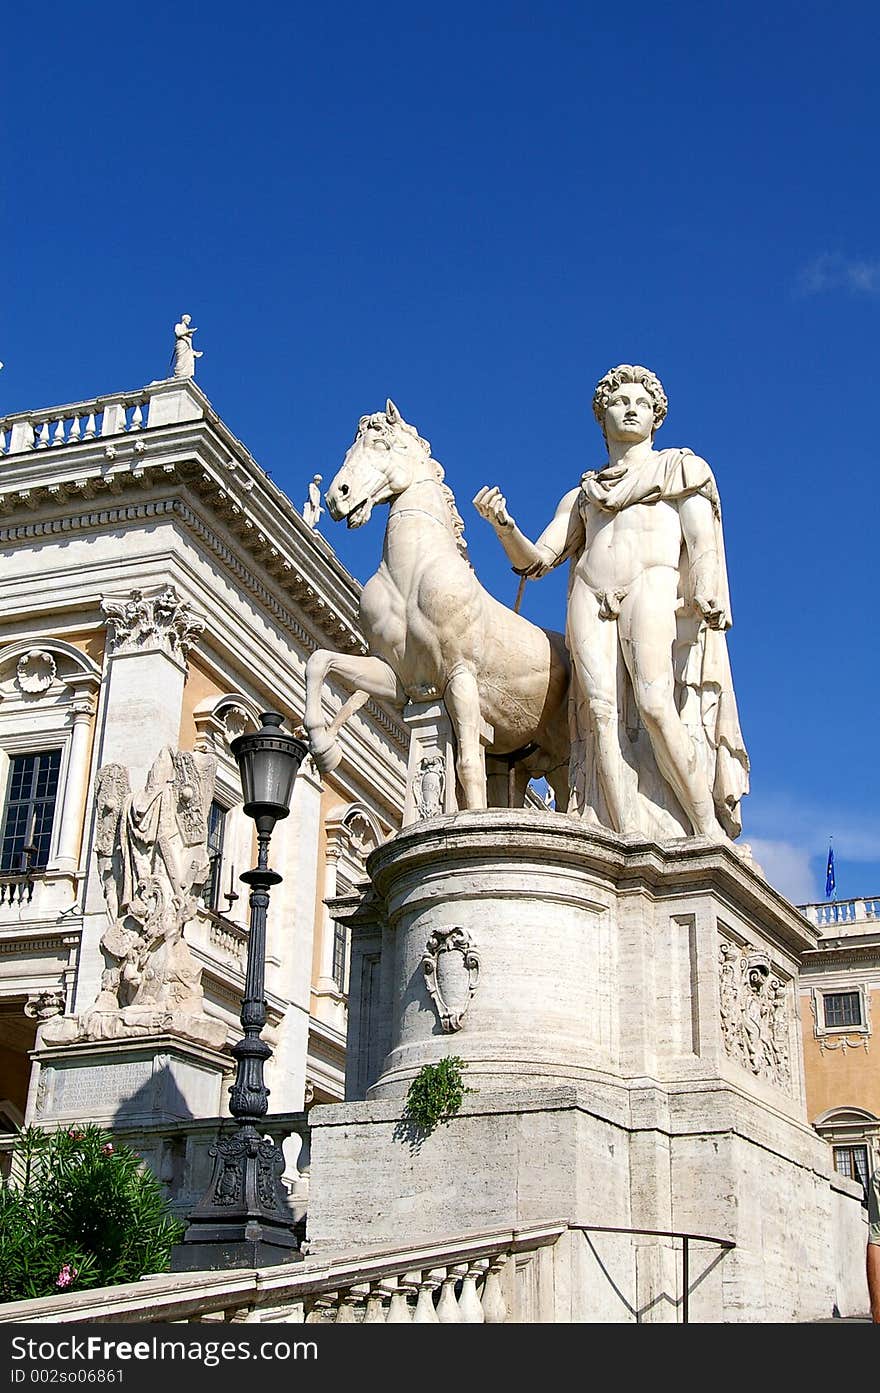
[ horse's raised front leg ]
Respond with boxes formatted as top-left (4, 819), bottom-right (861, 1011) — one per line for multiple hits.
top-left (444, 664), bottom-right (487, 810)
top-left (305, 650), bottom-right (405, 775)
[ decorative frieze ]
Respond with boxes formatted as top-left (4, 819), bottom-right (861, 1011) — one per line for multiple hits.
top-left (718, 937), bottom-right (792, 1090)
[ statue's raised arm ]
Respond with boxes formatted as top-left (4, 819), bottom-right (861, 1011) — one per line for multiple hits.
top-left (473, 483), bottom-right (583, 579)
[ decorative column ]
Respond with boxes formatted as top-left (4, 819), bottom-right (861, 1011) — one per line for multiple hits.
top-left (96, 585), bottom-right (204, 792)
top-left (316, 822), bottom-right (347, 995)
top-left (54, 699), bottom-right (95, 873)
top-left (77, 585), bottom-right (207, 1007)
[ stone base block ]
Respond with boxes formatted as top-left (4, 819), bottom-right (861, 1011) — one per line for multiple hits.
top-left (26, 1034), bottom-right (229, 1130)
top-left (306, 1083), bottom-right (869, 1322)
top-left (321, 812), bottom-right (870, 1321)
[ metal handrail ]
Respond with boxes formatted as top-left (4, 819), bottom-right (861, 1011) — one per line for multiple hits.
top-left (571, 1223), bottom-right (736, 1324)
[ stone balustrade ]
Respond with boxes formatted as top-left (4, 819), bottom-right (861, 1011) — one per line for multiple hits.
top-left (800, 896), bottom-right (880, 929)
top-left (0, 393), bottom-right (153, 456)
top-left (0, 1223), bottom-right (565, 1325)
top-left (205, 909), bottom-right (248, 965)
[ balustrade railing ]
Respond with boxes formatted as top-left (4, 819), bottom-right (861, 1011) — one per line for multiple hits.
top-left (205, 909), bottom-right (248, 964)
top-left (799, 896), bottom-right (880, 929)
top-left (0, 1224), bottom-right (564, 1325)
top-left (0, 873), bottom-right (35, 906)
top-left (0, 394), bottom-right (152, 456)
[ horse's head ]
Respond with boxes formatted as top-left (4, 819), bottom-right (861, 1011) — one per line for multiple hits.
top-left (325, 399), bottom-right (430, 528)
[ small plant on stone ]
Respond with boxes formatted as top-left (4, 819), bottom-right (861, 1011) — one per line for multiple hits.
top-left (402, 1056), bottom-right (473, 1138)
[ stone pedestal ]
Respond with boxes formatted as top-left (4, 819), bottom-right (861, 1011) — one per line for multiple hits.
top-left (26, 1034), bottom-right (229, 1130)
top-left (402, 700), bottom-right (493, 826)
top-left (308, 811), bottom-right (869, 1322)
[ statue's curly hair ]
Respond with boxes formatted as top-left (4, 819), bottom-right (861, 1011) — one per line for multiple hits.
top-left (592, 365), bottom-right (668, 433)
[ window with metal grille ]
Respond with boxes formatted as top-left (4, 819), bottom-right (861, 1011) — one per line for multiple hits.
top-left (823, 991), bottom-right (862, 1029)
top-left (1, 751), bottom-right (61, 873)
top-left (203, 800), bottom-right (226, 910)
top-left (332, 921), bottom-right (348, 991)
top-left (833, 1145), bottom-right (870, 1190)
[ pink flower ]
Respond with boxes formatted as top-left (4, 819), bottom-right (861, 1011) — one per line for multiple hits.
top-left (67, 1129), bottom-right (83, 1140)
top-left (101, 1143), bottom-right (114, 1155)
top-left (56, 1264), bottom-right (78, 1289)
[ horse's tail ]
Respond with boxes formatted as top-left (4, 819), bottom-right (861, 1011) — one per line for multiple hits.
top-left (326, 690), bottom-right (371, 740)
top-left (306, 688), bottom-right (370, 775)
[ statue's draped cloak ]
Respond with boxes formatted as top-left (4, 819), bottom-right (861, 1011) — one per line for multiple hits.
top-left (567, 447), bottom-right (749, 838)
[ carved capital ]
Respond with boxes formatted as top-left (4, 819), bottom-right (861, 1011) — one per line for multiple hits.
top-left (101, 585), bottom-right (205, 662)
top-left (24, 988), bottom-right (65, 1021)
top-left (70, 697), bottom-right (95, 721)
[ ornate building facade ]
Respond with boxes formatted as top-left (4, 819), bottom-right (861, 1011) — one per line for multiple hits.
top-left (0, 375), bottom-right (407, 1165)
top-left (798, 896), bottom-right (880, 1194)
top-left (0, 369), bottom-right (875, 1241)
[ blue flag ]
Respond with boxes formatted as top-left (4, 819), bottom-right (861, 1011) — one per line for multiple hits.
top-left (825, 846), bottom-right (835, 899)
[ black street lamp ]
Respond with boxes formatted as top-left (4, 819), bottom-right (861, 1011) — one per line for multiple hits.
top-left (173, 711), bottom-right (308, 1270)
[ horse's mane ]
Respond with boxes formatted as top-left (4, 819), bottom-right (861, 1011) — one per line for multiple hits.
top-left (358, 411), bottom-right (470, 562)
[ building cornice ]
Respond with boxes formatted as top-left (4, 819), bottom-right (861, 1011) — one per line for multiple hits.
top-left (0, 398), bottom-right (409, 759)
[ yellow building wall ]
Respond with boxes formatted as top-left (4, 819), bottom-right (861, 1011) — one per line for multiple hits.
top-left (800, 989), bottom-right (880, 1122)
top-left (66, 630), bottom-right (105, 666)
top-left (178, 660), bottom-right (226, 751)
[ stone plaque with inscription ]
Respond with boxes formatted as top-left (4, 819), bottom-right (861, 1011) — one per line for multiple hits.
top-left (27, 1036), bottom-right (228, 1128)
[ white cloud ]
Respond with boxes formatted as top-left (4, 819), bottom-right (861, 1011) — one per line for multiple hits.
top-left (747, 838), bottom-right (816, 905)
top-left (744, 790), bottom-right (880, 865)
top-left (799, 252), bottom-right (880, 297)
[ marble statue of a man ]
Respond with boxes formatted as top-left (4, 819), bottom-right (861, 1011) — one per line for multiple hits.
top-left (303, 474), bottom-right (324, 529)
top-left (172, 314), bottom-right (203, 379)
top-left (474, 364), bottom-right (749, 842)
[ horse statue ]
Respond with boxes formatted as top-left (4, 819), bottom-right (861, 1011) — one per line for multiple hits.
top-left (304, 401), bottom-right (570, 810)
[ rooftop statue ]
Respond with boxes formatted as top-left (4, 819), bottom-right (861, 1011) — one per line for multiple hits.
top-left (304, 400), bottom-right (570, 808)
top-left (171, 313), bottom-right (203, 379)
top-left (474, 364), bottom-right (749, 842)
top-left (303, 473), bottom-right (324, 529)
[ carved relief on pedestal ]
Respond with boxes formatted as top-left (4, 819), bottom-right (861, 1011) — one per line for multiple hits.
top-left (422, 926), bottom-right (481, 1032)
top-left (414, 754), bottom-right (446, 820)
top-left (101, 585), bottom-right (205, 662)
top-left (718, 936), bottom-right (791, 1090)
top-left (33, 1071), bottom-right (51, 1117)
top-left (41, 745), bottom-right (225, 1052)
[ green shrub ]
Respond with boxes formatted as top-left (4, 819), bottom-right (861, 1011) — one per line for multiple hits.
top-left (0, 1124), bottom-right (184, 1303)
top-left (403, 1056), bottom-right (473, 1137)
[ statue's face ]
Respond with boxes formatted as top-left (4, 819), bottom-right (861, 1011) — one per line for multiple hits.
top-left (602, 382), bottom-right (655, 444)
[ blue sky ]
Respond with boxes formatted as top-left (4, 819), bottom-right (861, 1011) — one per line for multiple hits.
top-left (4, 1), bottom-right (879, 903)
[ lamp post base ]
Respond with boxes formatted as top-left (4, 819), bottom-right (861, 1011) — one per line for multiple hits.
top-left (171, 1230), bottom-right (302, 1272)
top-left (172, 1125), bottom-right (302, 1270)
